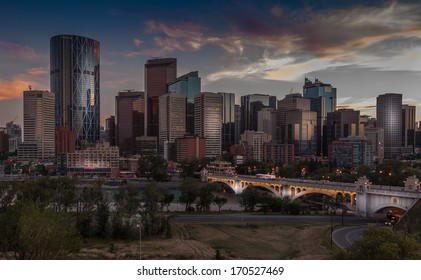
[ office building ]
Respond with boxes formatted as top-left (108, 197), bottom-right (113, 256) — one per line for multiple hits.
top-left (376, 93), bottom-right (402, 157)
top-left (241, 94), bottom-right (276, 133)
top-left (365, 127), bottom-right (385, 163)
top-left (23, 90), bottom-right (55, 160)
top-left (263, 142), bottom-right (294, 165)
top-left (5, 121), bottom-right (21, 153)
top-left (303, 78), bottom-right (337, 156)
top-left (115, 91), bottom-right (145, 155)
top-left (402, 105), bottom-right (416, 154)
top-left (285, 110), bottom-right (317, 156)
top-left (175, 135), bottom-right (206, 162)
top-left (234, 105), bottom-right (242, 145)
top-left (135, 136), bottom-right (157, 156)
top-left (105, 116), bottom-right (116, 146)
top-left (240, 130), bottom-right (272, 162)
top-left (50, 35), bottom-right (100, 148)
top-left (168, 71), bottom-right (201, 135)
top-left (0, 128), bottom-right (8, 157)
top-left (194, 92), bottom-right (223, 158)
top-left (326, 109), bottom-right (360, 146)
top-left (144, 58), bottom-right (177, 137)
top-left (329, 136), bottom-right (375, 168)
top-left (220, 92), bottom-right (236, 152)
top-left (159, 93), bottom-right (186, 156)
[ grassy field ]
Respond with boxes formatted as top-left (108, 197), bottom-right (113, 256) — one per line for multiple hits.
top-left (74, 221), bottom-right (332, 260)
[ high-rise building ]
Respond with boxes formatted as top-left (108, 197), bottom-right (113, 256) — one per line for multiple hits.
top-left (219, 92), bottom-right (236, 153)
top-left (159, 93), bottom-right (186, 156)
top-left (234, 105), bottom-right (242, 145)
top-left (5, 121), bottom-right (21, 153)
top-left (144, 58), bottom-right (177, 138)
top-left (0, 128), bottom-right (8, 157)
top-left (240, 130), bottom-right (272, 162)
top-left (105, 116), bottom-right (116, 146)
top-left (376, 93), bottom-right (402, 157)
top-left (194, 92), bottom-right (223, 158)
top-left (277, 93), bottom-right (311, 144)
top-left (115, 91), bottom-right (145, 155)
top-left (402, 105), bottom-right (416, 154)
top-left (285, 110), bottom-right (317, 156)
top-left (50, 35), bottom-right (100, 149)
top-left (23, 90), bottom-right (55, 160)
top-left (326, 109), bottom-right (360, 145)
top-left (241, 94), bottom-right (276, 133)
top-left (168, 71), bottom-right (201, 135)
top-left (257, 108), bottom-right (275, 136)
top-left (303, 78), bottom-right (337, 156)
top-left (365, 127), bottom-right (384, 163)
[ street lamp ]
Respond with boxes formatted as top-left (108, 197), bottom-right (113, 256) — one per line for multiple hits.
top-left (136, 215), bottom-right (142, 260)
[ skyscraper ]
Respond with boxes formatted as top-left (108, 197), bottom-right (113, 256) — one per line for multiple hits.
top-left (219, 92), bottom-right (236, 152)
top-left (115, 91), bottom-right (145, 155)
top-left (50, 35), bottom-right (100, 149)
top-left (377, 93), bottom-right (402, 157)
top-left (195, 92), bottom-right (223, 158)
top-left (23, 90), bottom-right (55, 160)
top-left (326, 109), bottom-right (360, 145)
top-left (144, 58), bottom-right (177, 137)
top-left (241, 94), bottom-right (277, 133)
top-left (159, 93), bottom-right (186, 156)
top-left (303, 78), bottom-right (337, 156)
top-left (402, 104), bottom-right (416, 154)
top-left (168, 71), bottom-right (201, 136)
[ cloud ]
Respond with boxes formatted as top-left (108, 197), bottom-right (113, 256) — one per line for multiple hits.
top-left (0, 41), bottom-right (41, 59)
top-left (133, 38), bottom-right (144, 47)
top-left (26, 67), bottom-right (49, 76)
top-left (0, 76), bottom-right (37, 100)
top-left (271, 4), bottom-right (283, 17)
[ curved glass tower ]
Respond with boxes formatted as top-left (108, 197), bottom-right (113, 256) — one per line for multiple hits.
top-left (50, 35), bottom-right (100, 149)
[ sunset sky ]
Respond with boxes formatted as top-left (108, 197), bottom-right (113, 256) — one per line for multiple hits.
top-left (1, 0), bottom-right (421, 126)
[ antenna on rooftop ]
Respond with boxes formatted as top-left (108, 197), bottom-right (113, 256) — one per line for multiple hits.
top-left (28, 85), bottom-right (32, 90)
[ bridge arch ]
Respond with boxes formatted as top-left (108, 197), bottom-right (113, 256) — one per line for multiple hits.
top-left (372, 203), bottom-right (407, 214)
top-left (242, 184), bottom-right (279, 196)
top-left (291, 189), bottom-right (337, 202)
top-left (207, 179), bottom-right (235, 193)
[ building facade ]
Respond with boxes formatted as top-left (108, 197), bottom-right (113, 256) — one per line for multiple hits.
top-left (159, 93), bottom-right (186, 156)
top-left (194, 92), bottom-right (223, 158)
top-left (376, 93), bottom-right (402, 157)
top-left (115, 91), bottom-right (145, 155)
top-left (168, 71), bottom-right (201, 136)
top-left (240, 130), bottom-right (272, 162)
top-left (220, 92), bottom-right (236, 153)
top-left (175, 136), bottom-right (206, 162)
top-left (23, 90), bottom-right (55, 160)
top-left (402, 104), bottom-right (416, 154)
top-left (303, 78), bottom-right (337, 156)
top-left (50, 35), bottom-right (100, 149)
top-left (285, 110), bottom-right (317, 156)
top-left (144, 58), bottom-right (177, 138)
top-left (328, 136), bottom-right (375, 168)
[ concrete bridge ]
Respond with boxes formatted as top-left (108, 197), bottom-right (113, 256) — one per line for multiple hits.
top-left (204, 173), bottom-right (421, 217)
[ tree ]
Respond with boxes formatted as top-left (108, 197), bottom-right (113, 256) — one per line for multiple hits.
top-left (179, 158), bottom-right (201, 178)
top-left (143, 182), bottom-right (165, 213)
top-left (137, 155), bottom-right (169, 181)
top-left (197, 185), bottom-right (214, 212)
top-left (240, 186), bottom-right (262, 212)
top-left (339, 227), bottom-right (421, 260)
top-left (0, 202), bottom-right (80, 259)
top-left (179, 178), bottom-right (200, 211)
top-left (114, 183), bottom-right (141, 219)
top-left (0, 182), bottom-right (16, 212)
top-left (161, 190), bottom-right (175, 212)
top-left (213, 196), bottom-right (228, 213)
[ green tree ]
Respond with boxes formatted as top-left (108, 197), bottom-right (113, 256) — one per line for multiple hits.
top-left (197, 185), bottom-right (214, 212)
top-left (0, 202), bottom-right (80, 259)
top-left (240, 186), bottom-right (262, 212)
top-left (179, 158), bottom-right (201, 178)
top-left (179, 178), bottom-right (200, 211)
top-left (143, 182), bottom-right (165, 213)
top-left (114, 183), bottom-right (141, 219)
top-left (339, 227), bottom-right (421, 260)
top-left (213, 196), bottom-right (228, 213)
top-left (0, 182), bottom-right (16, 212)
top-left (161, 190), bottom-right (175, 212)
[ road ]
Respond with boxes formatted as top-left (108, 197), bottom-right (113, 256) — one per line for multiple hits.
top-left (332, 226), bottom-right (368, 249)
top-left (173, 213), bottom-right (379, 224)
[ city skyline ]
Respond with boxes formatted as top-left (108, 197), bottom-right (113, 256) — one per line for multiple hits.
top-left (1, 0), bottom-right (421, 126)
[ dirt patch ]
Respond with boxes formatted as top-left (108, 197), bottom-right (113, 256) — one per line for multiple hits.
top-left (75, 222), bottom-right (331, 260)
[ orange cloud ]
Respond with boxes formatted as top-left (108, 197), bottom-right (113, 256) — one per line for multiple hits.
top-left (26, 67), bottom-right (49, 76)
top-left (0, 76), bottom-right (43, 100)
top-left (0, 41), bottom-right (41, 59)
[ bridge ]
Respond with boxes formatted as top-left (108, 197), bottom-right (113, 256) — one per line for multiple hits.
top-left (203, 172), bottom-right (421, 217)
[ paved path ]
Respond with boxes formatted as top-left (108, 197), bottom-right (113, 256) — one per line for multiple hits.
top-left (332, 226), bottom-right (367, 249)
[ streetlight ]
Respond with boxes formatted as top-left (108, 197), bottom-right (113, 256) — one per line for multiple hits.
top-left (136, 215), bottom-right (142, 260)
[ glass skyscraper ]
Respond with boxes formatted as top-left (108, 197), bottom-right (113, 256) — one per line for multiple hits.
top-left (377, 93), bottom-right (402, 157)
top-left (50, 35), bottom-right (100, 149)
top-left (303, 78), bottom-right (337, 156)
